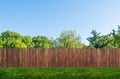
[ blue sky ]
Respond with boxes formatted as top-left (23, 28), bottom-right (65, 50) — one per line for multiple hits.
top-left (0, 0), bottom-right (120, 44)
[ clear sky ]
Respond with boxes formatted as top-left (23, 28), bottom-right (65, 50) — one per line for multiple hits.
top-left (0, 0), bottom-right (120, 44)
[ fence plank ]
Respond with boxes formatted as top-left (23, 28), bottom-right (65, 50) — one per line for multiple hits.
top-left (0, 48), bottom-right (120, 67)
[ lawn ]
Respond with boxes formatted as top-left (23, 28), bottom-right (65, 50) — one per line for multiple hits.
top-left (0, 67), bottom-right (120, 79)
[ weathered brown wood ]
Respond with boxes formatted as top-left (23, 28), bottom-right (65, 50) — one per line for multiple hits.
top-left (0, 48), bottom-right (120, 67)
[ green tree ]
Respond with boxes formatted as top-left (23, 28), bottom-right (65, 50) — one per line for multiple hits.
top-left (32, 36), bottom-right (53, 48)
top-left (54, 30), bottom-right (84, 48)
top-left (1, 30), bottom-right (26, 48)
top-left (3, 38), bottom-right (26, 48)
top-left (0, 36), bottom-right (3, 48)
top-left (109, 26), bottom-right (120, 48)
top-left (22, 36), bottom-right (34, 48)
top-left (87, 30), bottom-right (113, 48)
top-left (1, 30), bottom-right (22, 39)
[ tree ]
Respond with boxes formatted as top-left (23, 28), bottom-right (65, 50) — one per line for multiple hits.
top-left (1, 30), bottom-right (26, 48)
top-left (54, 30), bottom-right (84, 48)
top-left (87, 30), bottom-right (112, 48)
top-left (22, 36), bottom-right (34, 48)
top-left (3, 38), bottom-right (26, 48)
top-left (1, 30), bottom-right (22, 39)
top-left (0, 36), bottom-right (3, 48)
top-left (32, 36), bottom-right (53, 48)
top-left (109, 25), bottom-right (120, 48)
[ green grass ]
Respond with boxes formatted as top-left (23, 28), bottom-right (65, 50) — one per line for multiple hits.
top-left (0, 67), bottom-right (120, 79)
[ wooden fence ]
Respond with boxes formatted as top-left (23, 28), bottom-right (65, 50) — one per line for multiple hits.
top-left (0, 48), bottom-right (120, 67)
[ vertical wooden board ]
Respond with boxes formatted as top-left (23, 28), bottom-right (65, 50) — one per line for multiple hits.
top-left (0, 49), bottom-right (2, 67)
top-left (32, 48), bottom-right (34, 67)
top-left (0, 49), bottom-right (3, 67)
top-left (75, 48), bottom-right (77, 67)
top-left (90, 48), bottom-right (94, 67)
top-left (118, 49), bottom-right (120, 67)
top-left (93, 48), bottom-right (96, 67)
top-left (111, 49), bottom-right (114, 67)
top-left (59, 48), bottom-right (63, 67)
top-left (100, 49), bottom-right (103, 67)
top-left (116, 48), bottom-right (119, 67)
top-left (6, 48), bottom-right (13, 67)
top-left (76, 48), bottom-right (79, 67)
top-left (21, 48), bottom-right (23, 67)
top-left (114, 49), bottom-right (116, 67)
top-left (65, 48), bottom-right (68, 67)
top-left (30, 48), bottom-right (33, 67)
top-left (111, 49), bottom-right (113, 67)
top-left (23, 49), bottom-right (26, 67)
top-left (24, 48), bottom-right (27, 67)
top-left (57, 48), bottom-right (60, 67)
top-left (74, 48), bottom-right (77, 67)
top-left (109, 49), bottom-right (112, 67)
top-left (73, 48), bottom-right (75, 67)
top-left (111, 48), bottom-right (114, 67)
top-left (10, 48), bottom-right (13, 67)
top-left (36, 48), bottom-right (39, 67)
top-left (38, 49), bottom-right (41, 67)
top-left (27, 48), bottom-right (29, 67)
top-left (51, 48), bottom-right (54, 67)
top-left (55, 48), bottom-right (58, 67)
top-left (114, 48), bottom-right (118, 67)
top-left (3, 48), bottom-right (6, 67)
top-left (44, 48), bottom-right (48, 67)
top-left (34, 48), bottom-right (37, 67)
top-left (64, 48), bottom-right (66, 67)
top-left (96, 48), bottom-right (100, 67)
top-left (29, 48), bottom-right (32, 67)
top-left (25, 48), bottom-right (28, 67)
top-left (5, 48), bottom-right (8, 67)
top-left (15, 48), bottom-right (20, 67)
top-left (78, 48), bottom-right (81, 67)
top-left (69, 48), bottom-right (72, 67)
top-left (87, 48), bottom-right (91, 67)
top-left (40, 49), bottom-right (44, 67)
top-left (62, 48), bottom-right (65, 67)
top-left (116, 49), bottom-right (119, 67)
top-left (11, 48), bottom-right (14, 67)
top-left (31, 48), bottom-right (34, 67)
top-left (39, 48), bottom-right (43, 67)
top-left (54, 48), bottom-right (58, 67)
top-left (64, 48), bottom-right (67, 67)
top-left (28, 48), bottom-right (30, 67)
top-left (102, 48), bottom-right (106, 67)
top-left (34, 48), bottom-right (36, 67)
top-left (52, 48), bottom-right (54, 67)
top-left (82, 48), bottom-right (85, 67)
top-left (80, 49), bottom-right (83, 67)
top-left (61, 48), bottom-right (64, 67)
top-left (60, 48), bottom-right (63, 67)
top-left (72, 48), bottom-right (75, 67)
top-left (106, 48), bottom-right (109, 67)
top-left (47, 49), bottom-right (50, 67)
top-left (84, 48), bottom-right (87, 67)
top-left (15, 48), bottom-right (19, 67)
top-left (20, 48), bottom-right (23, 67)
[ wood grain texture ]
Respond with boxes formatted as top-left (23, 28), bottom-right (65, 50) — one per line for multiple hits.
top-left (0, 48), bottom-right (120, 67)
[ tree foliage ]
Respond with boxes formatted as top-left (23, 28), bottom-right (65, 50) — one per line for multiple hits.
top-left (54, 30), bottom-right (84, 48)
top-left (1, 26), bottom-right (120, 49)
top-left (32, 36), bottom-right (53, 48)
